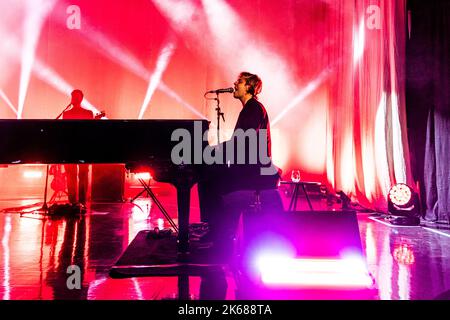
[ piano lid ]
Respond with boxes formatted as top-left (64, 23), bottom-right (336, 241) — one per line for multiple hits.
top-left (0, 119), bottom-right (209, 165)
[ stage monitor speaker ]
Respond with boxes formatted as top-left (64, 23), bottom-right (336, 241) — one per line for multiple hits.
top-left (91, 164), bottom-right (125, 202)
top-left (242, 210), bottom-right (363, 258)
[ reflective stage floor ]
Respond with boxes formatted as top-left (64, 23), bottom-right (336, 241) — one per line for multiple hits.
top-left (0, 183), bottom-right (449, 300)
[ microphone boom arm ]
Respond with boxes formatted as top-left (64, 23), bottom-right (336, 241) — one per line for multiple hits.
top-left (204, 87), bottom-right (232, 144)
top-left (56, 103), bottom-right (72, 120)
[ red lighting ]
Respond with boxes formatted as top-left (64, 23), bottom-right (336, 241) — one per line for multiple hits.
top-left (0, 0), bottom-right (411, 210)
top-left (134, 172), bottom-right (152, 181)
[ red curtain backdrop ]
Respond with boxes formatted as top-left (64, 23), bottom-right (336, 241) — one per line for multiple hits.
top-left (0, 0), bottom-right (412, 211)
top-left (326, 0), bottom-right (413, 209)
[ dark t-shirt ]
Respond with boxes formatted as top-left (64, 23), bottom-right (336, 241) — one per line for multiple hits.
top-left (233, 97), bottom-right (271, 157)
top-left (202, 97), bottom-right (279, 194)
top-left (217, 97), bottom-right (276, 192)
top-left (62, 106), bottom-right (94, 120)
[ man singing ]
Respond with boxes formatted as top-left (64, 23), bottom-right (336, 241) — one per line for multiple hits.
top-left (197, 72), bottom-right (278, 253)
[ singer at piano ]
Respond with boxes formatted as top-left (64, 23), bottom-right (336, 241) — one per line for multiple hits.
top-left (61, 89), bottom-right (95, 208)
top-left (197, 72), bottom-right (279, 253)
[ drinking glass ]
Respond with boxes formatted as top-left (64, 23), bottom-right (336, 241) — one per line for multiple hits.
top-left (291, 170), bottom-right (301, 183)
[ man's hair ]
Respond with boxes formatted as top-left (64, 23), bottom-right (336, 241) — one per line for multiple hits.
top-left (239, 72), bottom-right (262, 98)
top-left (71, 89), bottom-right (84, 98)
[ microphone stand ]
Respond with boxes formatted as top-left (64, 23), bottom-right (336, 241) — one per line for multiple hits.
top-left (40, 165), bottom-right (50, 213)
top-left (214, 93), bottom-right (225, 144)
top-left (56, 103), bottom-right (72, 120)
top-left (36, 104), bottom-right (72, 216)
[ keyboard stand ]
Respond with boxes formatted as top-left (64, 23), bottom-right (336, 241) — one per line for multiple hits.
top-left (281, 181), bottom-right (322, 211)
top-left (133, 177), bottom-right (178, 233)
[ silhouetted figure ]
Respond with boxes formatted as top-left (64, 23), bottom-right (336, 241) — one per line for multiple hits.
top-left (62, 89), bottom-right (94, 207)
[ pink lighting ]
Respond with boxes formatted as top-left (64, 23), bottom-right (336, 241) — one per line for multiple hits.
top-left (257, 256), bottom-right (373, 288)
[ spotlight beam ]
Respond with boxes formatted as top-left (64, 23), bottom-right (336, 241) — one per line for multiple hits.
top-left (81, 25), bottom-right (203, 117)
top-left (272, 69), bottom-right (331, 127)
top-left (18, 0), bottom-right (57, 119)
top-left (32, 59), bottom-right (101, 116)
top-left (0, 89), bottom-right (18, 116)
top-left (0, 29), bottom-right (102, 117)
top-left (138, 38), bottom-right (177, 119)
top-left (151, 0), bottom-right (197, 32)
top-left (158, 82), bottom-right (206, 119)
top-left (201, 0), bottom-right (299, 116)
top-left (53, 4), bottom-right (205, 119)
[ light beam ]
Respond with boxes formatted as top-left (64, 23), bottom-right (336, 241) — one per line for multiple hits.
top-left (138, 38), bottom-right (177, 119)
top-left (0, 23), bottom-right (102, 117)
top-left (272, 69), bottom-right (330, 127)
top-left (0, 89), bottom-right (18, 116)
top-left (54, 5), bottom-right (204, 119)
top-left (201, 0), bottom-right (298, 114)
top-left (18, 0), bottom-right (56, 119)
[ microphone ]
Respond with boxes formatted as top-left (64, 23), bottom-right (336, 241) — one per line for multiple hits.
top-left (206, 87), bottom-right (234, 94)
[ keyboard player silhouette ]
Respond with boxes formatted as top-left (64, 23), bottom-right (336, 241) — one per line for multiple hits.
top-left (61, 89), bottom-right (94, 209)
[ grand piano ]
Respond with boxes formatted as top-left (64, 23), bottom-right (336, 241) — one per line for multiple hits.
top-left (0, 119), bottom-right (210, 257)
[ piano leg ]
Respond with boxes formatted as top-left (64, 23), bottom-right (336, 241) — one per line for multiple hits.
top-left (176, 185), bottom-right (191, 260)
